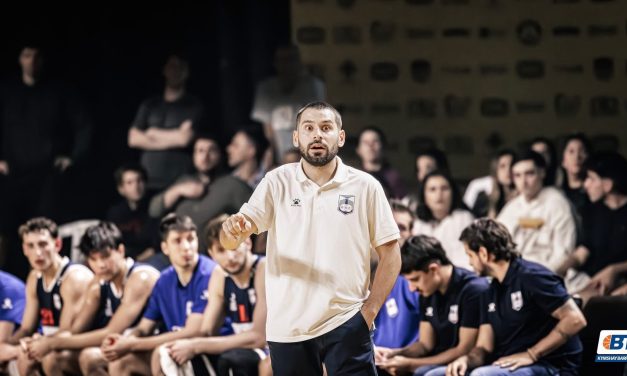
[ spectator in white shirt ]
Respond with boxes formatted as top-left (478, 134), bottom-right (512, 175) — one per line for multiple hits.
top-left (497, 151), bottom-right (576, 272)
top-left (413, 171), bottom-right (474, 270)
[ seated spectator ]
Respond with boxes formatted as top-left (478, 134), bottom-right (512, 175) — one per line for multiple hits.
top-left (372, 202), bottom-right (420, 353)
top-left (149, 134), bottom-right (252, 247)
top-left (463, 149), bottom-right (516, 219)
top-left (106, 164), bottom-right (160, 263)
top-left (128, 54), bottom-right (205, 191)
top-left (0, 270), bottom-right (26, 372)
top-left (251, 45), bottom-right (326, 165)
top-left (356, 126), bottom-right (407, 199)
top-left (558, 133), bottom-right (591, 219)
top-left (556, 152), bottom-right (627, 299)
top-left (447, 219), bottom-right (586, 376)
top-left (530, 137), bottom-right (558, 187)
top-left (403, 149), bottom-right (450, 213)
top-left (163, 215), bottom-right (267, 376)
top-left (10, 218), bottom-right (93, 376)
top-left (24, 222), bottom-right (159, 375)
top-left (377, 235), bottom-right (488, 376)
top-left (101, 214), bottom-right (228, 376)
top-left (227, 127), bottom-right (269, 188)
top-left (413, 172), bottom-right (474, 270)
top-left (497, 151), bottom-right (576, 272)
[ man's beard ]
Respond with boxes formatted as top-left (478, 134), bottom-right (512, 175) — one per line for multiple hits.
top-left (299, 142), bottom-right (338, 167)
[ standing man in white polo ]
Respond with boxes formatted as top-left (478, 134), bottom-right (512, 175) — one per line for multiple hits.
top-left (221, 101), bottom-right (401, 375)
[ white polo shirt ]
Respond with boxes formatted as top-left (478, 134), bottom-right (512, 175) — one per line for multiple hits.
top-left (240, 157), bottom-right (400, 342)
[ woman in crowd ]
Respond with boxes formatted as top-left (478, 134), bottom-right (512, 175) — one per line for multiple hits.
top-left (413, 171), bottom-right (474, 270)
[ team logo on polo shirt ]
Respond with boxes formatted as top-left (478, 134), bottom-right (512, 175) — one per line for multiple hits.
top-left (488, 303), bottom-right (496, 312)
top-left (511, 291), bottom-right (523, 311)
top-left (338, 195), bottom-right (355, 214)
top-left (426, 307), bottom-right (434, 317)
top-left (449, 305), bottom-right (459, 324)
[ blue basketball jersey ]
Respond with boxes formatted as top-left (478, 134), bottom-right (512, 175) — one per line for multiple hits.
top-left (143, 255), bottom-right (216, 332)
top-left (373, 276), bottom-right (421, 348)
top-left (0, 270), bottom-right (26, 327)
top-left (91, 259), bottom-right (157, 330)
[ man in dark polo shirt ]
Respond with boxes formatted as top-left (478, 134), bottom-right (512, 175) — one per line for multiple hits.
top-left (447, 219), bottom-right (586, 376)
top-left (377, 235), bottom-right (488, 376)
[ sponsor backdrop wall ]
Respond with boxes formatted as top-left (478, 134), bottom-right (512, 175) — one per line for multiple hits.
top-left (291, 0), bottom-right (627, 182)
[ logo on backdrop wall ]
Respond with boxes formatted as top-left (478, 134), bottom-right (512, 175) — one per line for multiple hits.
top-left (444, 95), bottom-right (471, 118)
top-left (371, 21), bottom-right (397, 43)
top-left (370, 62), bottom-right (399, 81)
top-left (297, 26), bottom-right (326, 44)
top-left (517, 20), bottom-right (542, 45)
top-left (555, 94), bottom-right (582, 117)
top-left (411, 60), bottom-right (432, 83)
top-left (407, 99), bottom-right (437, 118)
top-left (481, 98), bottom-right (509, 117)
top-left (333, 26), bottom-right (362, 45)
top-left (591, 96), bottom-right (619, 117)
top-left (339, 60), bottom-right (358, 81)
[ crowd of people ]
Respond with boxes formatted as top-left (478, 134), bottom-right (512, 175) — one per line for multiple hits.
top-left (0, 42), bottom-right (626, 376)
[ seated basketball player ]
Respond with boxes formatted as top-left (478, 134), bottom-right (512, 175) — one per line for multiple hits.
top-left (25, 221), bottom-right (160, 375)
top-left (161, 214), bottom-right (267, 376)
top-left (100, 214), bottom-right (224, 375)
top-left (7, 217), bottom-right (93, 375)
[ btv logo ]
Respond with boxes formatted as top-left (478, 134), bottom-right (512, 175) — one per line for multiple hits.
top-left (597, 331), bottom-right (627, 355)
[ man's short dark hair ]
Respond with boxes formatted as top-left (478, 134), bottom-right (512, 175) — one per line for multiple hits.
top-left (194, 130), bottom-right (220, 144)
top-left (390, 201), bottom-right (415, 219)
top-left (295, 101), bottom-right (343, 130)
top-left (159, 213), bottom-right (197, 241)
top-left (512, 150), bottom-right (547, 171)
top-left (400, 235), bottom-right (452, 274)
top-left (235, 127), bottom-right (270, 165)
top-left (204, 214), bottom-right (229, 249)
top-left (79, 222), bottom-right (123, 257)
top-left (584, 152), bottom-right (627, 195)
top-left (18, 217), bottom-right (58, 239)
top-left (357, 126), bottom-right (387, 147)
top-left (459, 218), bottom-right (519, 262)
top-left (415, 148), bottom-right (450, 177)
top-left (114, 163), bottom-right (147, 186)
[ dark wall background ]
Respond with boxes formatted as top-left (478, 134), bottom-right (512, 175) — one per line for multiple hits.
top-left (0, 2), bottom-right (290, 221)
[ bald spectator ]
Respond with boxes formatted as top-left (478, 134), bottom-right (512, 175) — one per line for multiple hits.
top-left (251, 45), bottom-right (326, 165)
